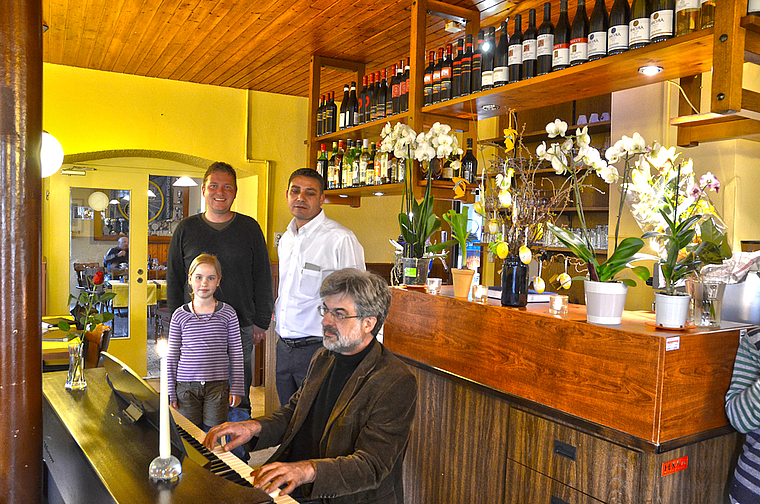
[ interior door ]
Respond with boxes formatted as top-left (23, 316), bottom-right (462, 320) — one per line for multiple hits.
top-left (46, 169), bottom-right (150, 376)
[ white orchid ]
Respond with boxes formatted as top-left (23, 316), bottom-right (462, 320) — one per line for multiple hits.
top-left (576, 126), bottom-right (590, 147)
top-left (546, 119), bottom-right (568, 138)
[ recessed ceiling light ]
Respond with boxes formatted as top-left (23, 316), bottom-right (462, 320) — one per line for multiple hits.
top-left (373, 192), bottom-right (385, 196)
top-left (481, 104), bottom-right (500, 111)
top-left (339, 194), bottom-right (349, 198)
top-left (638, 65), bottom-right (663, 76)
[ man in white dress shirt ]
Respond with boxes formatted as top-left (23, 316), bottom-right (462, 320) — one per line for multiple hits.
top-left (275, 168), bottom-right (365, 405)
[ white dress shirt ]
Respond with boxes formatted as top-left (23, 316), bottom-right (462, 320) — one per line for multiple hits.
top-left (275, 210), bottom-right (365, 339)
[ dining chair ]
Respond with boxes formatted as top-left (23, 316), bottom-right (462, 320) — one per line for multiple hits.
top-left (84, 324), bottom-right (112, 368)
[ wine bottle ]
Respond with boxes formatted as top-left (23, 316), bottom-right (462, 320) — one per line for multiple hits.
top-left (699, 0), bottom-right (714, 29)
top-left (378, 69), bottom-right (388, 119)
top-left (336, 140), bottom-right (345, 189)
top-left (348, 81), bottom-right (359, 127)
top-left (650, 0), bottom-right (674, 43)
top-left (352, 140), bottom-right (361, 187)
top-left (608, 0), bottom-right (631, 55)
top-left (523, 9), bottom-right (538, 79)
top-left (359, 139), bottom-right (370, 186)
top-left (424, 50), bottom-right (435, 106)
top-left (342, 140), bottom-right (353, 188)
top-left (588, 0), bottom-right (609, 60)
top-left (508, 16), bottom-right (523, 83)
top-left (441, 44), bottom-right (453, 101)
top-left (481, 26), bottom-right (496, 91)
top-left (367, 142), bottom-right (377, 185)
top-left (392, 63), bottom-right (401, 114)
top-left (462, 34), bottom-right (473, 95)
top-left (472, 29), bottom-right (484, 93)
top-left (553, 0), bottom-right (571, 71)
top-left (317, 144), bottom-right (328, 180)
top-left (386, 64), bottom-right (396, 115)
top-left (358, 76), bottom-right (367, 124)
top-left (328, 142), bottom-right (338, 189)
top-left (461, 138), bottom-right (478, 184)
top-left (537, 2), bottom-right (554, 76)
top-left (453, 38), bottom-right (464, 97)
top-left (402, 58), bottom-right (410, 112)
top-left (366, 74), bottom-right (375, 123)
top-left (494, 20), bottom-right (509, 87)
top-left (630, 0), bottom-right (651, 49)
top-left (676, 0), bottom-right (700, 36)
top-left (324, 92), bottom-right (333, 134)
top-left (751, 0), bottom-right (760, 15)
top-left (433, 48), bottom-right (443, 103)
top-left (316, 95), bottom-right (324, 136)
top-left (338, 84), bottom-right (349, 130)
top-left (569, 0), bottom-right (589, 66)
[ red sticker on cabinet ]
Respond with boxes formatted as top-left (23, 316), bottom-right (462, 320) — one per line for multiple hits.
top-left (662, 455), bottom-right (688, 476)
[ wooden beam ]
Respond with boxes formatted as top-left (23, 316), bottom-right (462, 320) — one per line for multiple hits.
top-left (682, 117), bottom-right (760, 144)
top-left (318, 56), bottom-right (365, 73)
top-left (711, 0), bottom-right (745, 114)
top-left (677, 74), bottom-right (702, 147)
top-left (426, 0), bottom-right (480, 24)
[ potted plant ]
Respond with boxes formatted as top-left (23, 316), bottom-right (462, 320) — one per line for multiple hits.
top-left (381, 121), bottom-right (462, 286)
top-left (538, 120), bottom-right (651, 324)
top-left (428, 208), bottom-right (477, 297)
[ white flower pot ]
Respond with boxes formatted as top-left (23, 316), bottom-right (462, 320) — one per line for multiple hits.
top-left (584, 280), bottom-right (628, 325)
top-left (655, 292), bottom-right (691, 329)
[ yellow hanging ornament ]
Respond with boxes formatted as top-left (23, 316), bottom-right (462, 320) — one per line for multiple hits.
top-left (503, 109), bottom-right (517, 153)
top-left (495, 242), bottom-right (509, 259)
top-left (519, 245), bottom-right (532, 264)
top-left (558, 272), bottom-right (572, 290)
top-left (533, 276), bottom-right (546, 293)
top-left (451, 176), bottom-right (467, 199)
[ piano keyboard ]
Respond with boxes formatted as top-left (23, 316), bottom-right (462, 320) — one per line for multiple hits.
top-left (172, 409), bottom-right (298, 504)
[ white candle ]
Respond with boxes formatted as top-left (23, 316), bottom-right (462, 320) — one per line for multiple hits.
top-left (156, 339), bottom-right (170, 459)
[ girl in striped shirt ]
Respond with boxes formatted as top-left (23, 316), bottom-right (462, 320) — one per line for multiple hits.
top-left (167, 253), bottom-right (244, 430)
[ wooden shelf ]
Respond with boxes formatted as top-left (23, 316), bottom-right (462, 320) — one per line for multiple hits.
top-left (550, 206), bottom-right (608, 213)
top-left (314, 112), bottom-right (411, 144)
top-left (545, 246), bottom-right (608, 255)
top-left (323, 182), bottom-right (404, 207)
top-left (483, 120), bottom-right (611, 146)
top-left (415, 179), bottom-right (478, 203)
top-left (422, 29), bottom-right (714, 122)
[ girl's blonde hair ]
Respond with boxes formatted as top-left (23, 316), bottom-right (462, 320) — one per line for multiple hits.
top-left (187, 254), bottom-right (222, 296)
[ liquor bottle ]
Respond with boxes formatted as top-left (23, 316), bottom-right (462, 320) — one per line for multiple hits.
top-left (324, 92), bottom-right (334, 134)
top-left (523, 9), bottom-right (538, 79)
top-left (608, 0), bottom-right (631, 55)
top-left (461, 138), bottom-right (478, 184)
top-left (342, 140), bottom-right (353, 188)
top-left (316, 95), bottom-right (324, 136)
top-left (366, 74), bottom-right (375, 123)
top-left (441, 44), bottom-right (453, 101)
top-left (367, 142), bottom-right (377, 185)
top-left (358, 76), bottom-right (367, 124)
top-left (494, 21), bottom-right (509, 87)
top-left (676, 0), bottom-right (700, 36)
top-left (334, 140), bottom-right (345, 189)
top-left (386, 64), bottom-right (396, 116)
top-left (588, 0), bottom-right (609, 60)
top-left (359, 139), bottom-right (370, 186)
top-left (508, 16), bottom-right (524, 83)
top-left (327, 142), bottom-right (338, 189)
top-left (338, 84), bottom-right (349, 130)
top-left (323, 93), bottom-right (330, 134)
top-left (378, 68), bottom-right (388, 119)
top-left (569, 0), bottom-right (589, 66)
top-left (751, 0), bottom-right (760, 15)
top-left (650, 0), bottom-right (674, 43)
top-left (453, 38), bottom-right (464, 97)
top-left (401, 58), bottom-right (410, 112)
top-left (630, 0), bottom-right (651, 49)
top-left (352, 140), bottom-right (361, 186)
top-left (424, 51), bottom-right (435, 106)
top-left (348, 81), bottom-right (359, 127)
top-left (472, 30), bottom-right (484, 93)
top-left (462, 34), bottom-right (473, 95)
top-left (699, 0), bottom-right (714, 29)
top-left (553, 0), bottom-right (571, 71)
top-left (481, 27), bottom-right (496, 91)
top-left (433, 48), bottom-right (444, 103)
top-left (316, 144), bottom-right (328, 180)
top-left (537, 3), bottom-right (554, 76)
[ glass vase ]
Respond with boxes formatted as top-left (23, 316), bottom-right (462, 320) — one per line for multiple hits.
top-left (65, 340), bottom-right (87, 391)
top-left (686, 279), bottom-right (726, 328)
top-left (401, 257), bottom-right (431, 286)
top-left (501, 256), bottom-right (529, 307)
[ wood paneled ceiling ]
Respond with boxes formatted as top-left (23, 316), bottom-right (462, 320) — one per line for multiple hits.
top-left (42, 0), bottom-right (607, 99)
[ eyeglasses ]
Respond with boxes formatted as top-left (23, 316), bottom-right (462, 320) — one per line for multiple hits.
top-left (317, 305), bottom-right (362, 322)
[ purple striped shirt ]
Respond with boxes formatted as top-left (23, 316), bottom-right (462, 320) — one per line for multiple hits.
top-left (167, 302), bottom-right (244, 403)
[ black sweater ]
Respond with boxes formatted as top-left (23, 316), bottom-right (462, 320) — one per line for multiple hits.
top-left (166, 213), bottom-right (273, 329)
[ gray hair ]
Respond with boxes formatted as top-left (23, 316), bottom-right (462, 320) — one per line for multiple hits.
top-left (320, 269), bottom-right (390, 337)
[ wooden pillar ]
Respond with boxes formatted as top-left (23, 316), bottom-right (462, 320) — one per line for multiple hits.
top-left (0, 1), bottom-right (44, 502)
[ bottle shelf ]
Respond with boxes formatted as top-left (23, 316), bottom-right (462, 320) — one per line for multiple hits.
top-left (314, 112), bottom-right (411, 144)
top-left (323, 183), bottom-right (404, 207)
top-left (421, 29), bottom-right (714, 122)
top-left (416, 179), bottom-right (479, 203)
top-left (482, 120), bottom-right (611, 146)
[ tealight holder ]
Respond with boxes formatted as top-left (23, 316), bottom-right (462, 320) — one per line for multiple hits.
top-left (549, 294), bottom-right (569, 315)
top-left (473, 284), bottom-right (489, 304)
top-left (425, 277), bottom-right (442, 295)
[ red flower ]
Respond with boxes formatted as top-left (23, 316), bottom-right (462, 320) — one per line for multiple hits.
top-left (93, 271), bottom-right (105, 285)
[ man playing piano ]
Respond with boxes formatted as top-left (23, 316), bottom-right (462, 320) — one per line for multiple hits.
top-left (204, 269), bottom-right (416, 504)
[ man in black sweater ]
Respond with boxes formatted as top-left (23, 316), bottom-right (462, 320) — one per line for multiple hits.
top-left (167, 162), bottom-right (273, 414)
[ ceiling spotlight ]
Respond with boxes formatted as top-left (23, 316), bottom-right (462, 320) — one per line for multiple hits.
top-left (339, 194), bottom-right (349, 198)
top-left (109, 199), bottom-right (120, 205)
top-left (481, 104), bottom-right (500, 111)
top-left (173, 176), bottom-right (198, 187)
top-left (638, 65), bottom-right (664, 76)
top-left (373, 192), bottom-right (385, 196)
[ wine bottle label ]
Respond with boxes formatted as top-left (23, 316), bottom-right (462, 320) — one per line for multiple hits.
top-left (433, 69), bottom-right (441, 81)
top-left (494, 67), bottom-right (508, 82)
top-left (481, 70), bottom-right (494, 87)
top-left (523, 39), bottom-right (537, 60)
top-left (339, 112), bottom-right (345, 129)
top-left (630, 17), bottom-right (651, 44)
top-left (651, 10), bottom-right (674, 37)
top-left (441, 67), bottom-right (451, 78)
top-left (393, 83), bottom-right (400, 98)
top-left (588, 31), bottom-right (607, 57)
top-left (424, 73), bottom-right (432, 84)
top-left (537, 34), bottom-right (554, 56)
top-left (353, 111), bottom-right (360, 125)
top-left (675, 0), bottom-right (699, 11)
top-left (608, 25), bottom-right (630, 51)
top-left (569, 38), bottom-right (588, 63)
top-left (553, 43), bottom-right (570, 66)
top-left (508, 44), bottom-right (523, 65)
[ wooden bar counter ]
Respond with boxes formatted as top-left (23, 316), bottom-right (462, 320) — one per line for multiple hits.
top-left (383, 286), bottom-right (752, 504)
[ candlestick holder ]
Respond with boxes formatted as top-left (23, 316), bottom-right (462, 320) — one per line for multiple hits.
top-left (149, 455), bottom-right (182, 482)
top-left (549, 294), bottom-right (569, 315)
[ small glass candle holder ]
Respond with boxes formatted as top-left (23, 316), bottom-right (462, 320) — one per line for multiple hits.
top-left (549, 294), bottom-right (569, 315)
top-left (425, 277), bottom-right (442, 295)
top-left (473, 284), bottom-right (489, 304)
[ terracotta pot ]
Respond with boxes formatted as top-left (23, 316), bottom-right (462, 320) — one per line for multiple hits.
top-left (451, 268), bottom-right (476, 298)
top-left (584, 280), bottom-right (628, 325)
